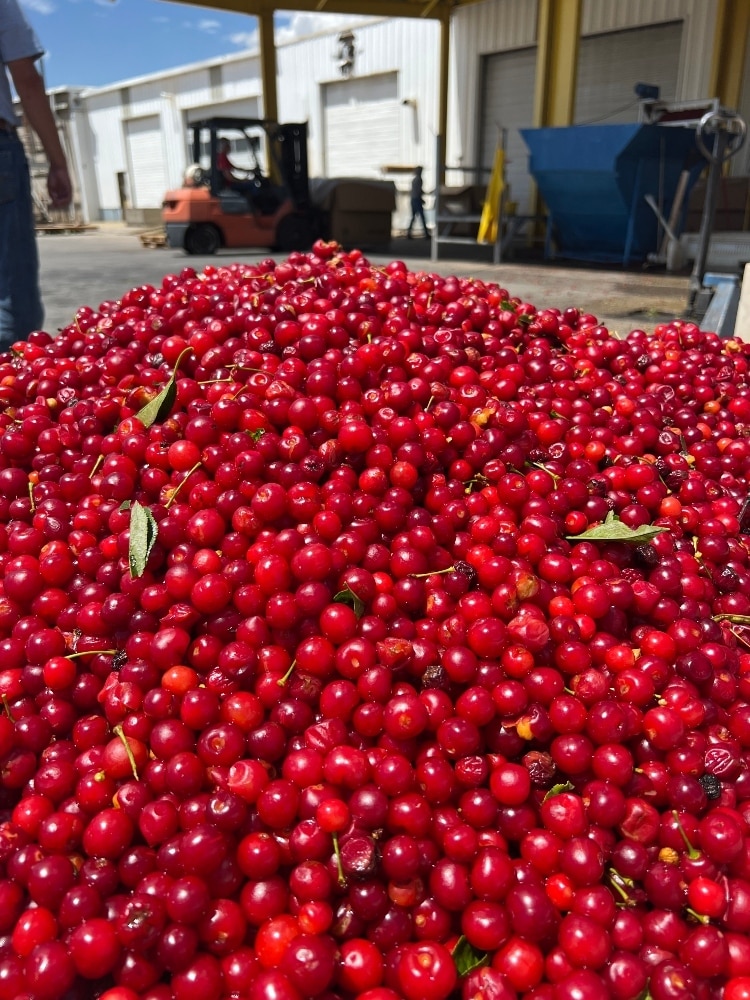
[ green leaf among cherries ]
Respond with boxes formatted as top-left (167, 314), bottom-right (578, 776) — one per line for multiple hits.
top-left (451, 935), bottom-right (489, 977)
top-left (135, 347), bottom-right (192, 428)
top-left (566, 510), bottom-right (667, 545)
top-left (128, 501), bottom-right (159, 579)
top-left (333, 583), bottom-right (365, 619)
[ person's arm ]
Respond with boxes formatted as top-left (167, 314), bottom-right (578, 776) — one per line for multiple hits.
top-left (8, 54), bottom-right (71, 208)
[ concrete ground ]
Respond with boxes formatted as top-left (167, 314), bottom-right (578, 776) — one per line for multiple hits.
top-left (37, 223), bottom-right (692, 338)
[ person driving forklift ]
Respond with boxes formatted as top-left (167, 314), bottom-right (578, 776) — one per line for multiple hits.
top-left (217, 138), bottom-right (259, 205)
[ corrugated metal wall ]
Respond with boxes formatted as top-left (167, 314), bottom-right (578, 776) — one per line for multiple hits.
top-left (275, 17), bottom-right (440, 223)
top-left (81, 19), bottom-right (438, 219)
top-left (84, 94), bottom-right (128, 214)
top-left (78, 1), bottom-right (732, 222)
top-left (448, 0), bottom-right (720, 174)
top-left (581, 0), bottom-right (718, 101)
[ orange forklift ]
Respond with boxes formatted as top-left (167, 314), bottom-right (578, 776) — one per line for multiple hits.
top-left (162, 117), bottom-right (321, 255)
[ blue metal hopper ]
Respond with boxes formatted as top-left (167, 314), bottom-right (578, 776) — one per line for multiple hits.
top-left (520, 123), bottom-right (701, 265)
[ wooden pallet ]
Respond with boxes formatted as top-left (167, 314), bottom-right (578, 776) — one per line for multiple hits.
top-left (35, 222), bottom-right (97, 234)
top-left (139, 228), bottom-right (167, 248)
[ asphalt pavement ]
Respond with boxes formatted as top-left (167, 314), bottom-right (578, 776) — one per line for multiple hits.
top-left (37, 224), bottom-right (691, 338)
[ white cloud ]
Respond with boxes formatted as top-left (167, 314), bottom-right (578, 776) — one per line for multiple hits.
top-left (197, 18), bottom-right (220, 34)
top-left (228, 30), bottom-right (258, 50)
top-left (21, 0), bottom-right (56, 13)
top-left (227, 11), bottom-right (376, 51)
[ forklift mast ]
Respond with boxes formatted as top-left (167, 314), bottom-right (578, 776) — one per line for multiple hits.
top-left (275, 123), bottom-right (311, 213)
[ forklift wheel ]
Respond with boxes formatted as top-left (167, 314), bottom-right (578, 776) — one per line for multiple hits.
top-left (276, 213), bottom-right (315, 253)
top-left (184, 224), bottom-right (221, 256)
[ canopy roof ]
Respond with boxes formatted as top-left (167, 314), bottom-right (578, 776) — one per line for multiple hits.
top-left (169, 0), bottom-right (483, 19)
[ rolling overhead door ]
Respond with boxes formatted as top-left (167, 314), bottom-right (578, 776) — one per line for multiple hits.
top-left (125, 116), bottom-right (168, 209)
top-left (323, 73), bottom-right (401, 178)
top-left (574, 22), bottom-right (683, 125)
top-left (479, 48), bottom-right (537, 216)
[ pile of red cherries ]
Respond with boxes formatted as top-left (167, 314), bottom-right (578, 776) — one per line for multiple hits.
top-left (1, 242), bottom-right (750, 1000)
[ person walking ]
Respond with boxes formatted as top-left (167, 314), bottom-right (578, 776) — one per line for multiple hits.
top-left (0, 0), bottom-right (72, 348)
top-left (407, 165), bottom-right (429, 239)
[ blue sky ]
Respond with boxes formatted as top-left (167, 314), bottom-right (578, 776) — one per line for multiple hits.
top-left (19, 0), bottom-right (358, 89)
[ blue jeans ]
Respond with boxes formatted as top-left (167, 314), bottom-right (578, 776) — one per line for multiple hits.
top-left (0, 133), bottom-right (43, 349)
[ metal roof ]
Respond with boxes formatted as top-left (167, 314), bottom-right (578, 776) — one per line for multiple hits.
top-left (168, 0), bottom-right (484, 19)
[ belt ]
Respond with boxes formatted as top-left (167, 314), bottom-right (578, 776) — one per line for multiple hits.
top-left (0, 120), bottom-right (17, 135)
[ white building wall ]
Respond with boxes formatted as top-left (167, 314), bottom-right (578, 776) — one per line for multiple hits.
top-left (75, 2), bottom-right (730, 224)
top-left (448, 0), bottom-right (721, 176)
top-left (276, 17), bottom-right (439, 225)
top-left (78, 18), bottom-right (437, 223)
top-left (85, 93), bottom-right (129, 217)
top-left (67, 98), bottom-right (98, 225)
top-left (81, 53), bottom-right (264, 220)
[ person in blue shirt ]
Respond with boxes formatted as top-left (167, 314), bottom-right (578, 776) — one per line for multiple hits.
top-left (0, 0), bottom-right (71, 349)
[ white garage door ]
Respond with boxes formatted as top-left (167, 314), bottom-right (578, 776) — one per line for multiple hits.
top-left (323, 73), bottom-right (401, 177)
top-left (125, 116), bottom-right (168, 209)
top-left (479, 48), bottom-right (537, 215)
top-left (574, 22), bottom-right (683, 124)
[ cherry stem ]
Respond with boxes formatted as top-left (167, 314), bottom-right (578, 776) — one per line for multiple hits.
top-left (1, 694), bottom-right (14, 721)
top-left (165, 461), bottom-right (202, 510)
top-left (277, 660), bottom-right (297, 687)
top-left (114, 724), bottom-right (139, 781)
top-left (728, 626), bottom-right (750, 651)
top-left (685, 906), bottom-right (710, 925)
top-left (27, 480), bottom-right (35, 512)
top-left (672, 810), bottom-right (700, 859)
top-left (529, 461), bottom-right (560, 484)
top-left (410, 566), bottom-right (455, 579)
top-left (608, 868), bottom-right (634, 905)
top-left (713, 613), bottom-right (750, 624)
top-left (89, 453), bottom-right (104, 480)
top-left (332, 832), bottom-right (347, 888)
top-left (66, 649), bottom-right (117, 659)
top-left (172, 346), bottom-right (194, 371)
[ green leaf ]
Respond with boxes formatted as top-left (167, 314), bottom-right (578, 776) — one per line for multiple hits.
top-left (119, 500), bottom-right (131, 511)
top-left (543, 780), bottom-right (575, 801)
top-left (135, 347), bottom-right (192, 428)
top-left (129, 501), bottom-right (159, 579)
top-left (566, 510), bottom-right (668, 545)
top-left (451, 936), bottom-right (488, 977)
top-left (248, 428), bottom-right (266, 442)
top-left (333, 584), bottom-right (365, 619)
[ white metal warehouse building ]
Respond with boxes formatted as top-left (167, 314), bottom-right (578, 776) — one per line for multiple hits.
top-left (48, 0), bottom-right (750, 230)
